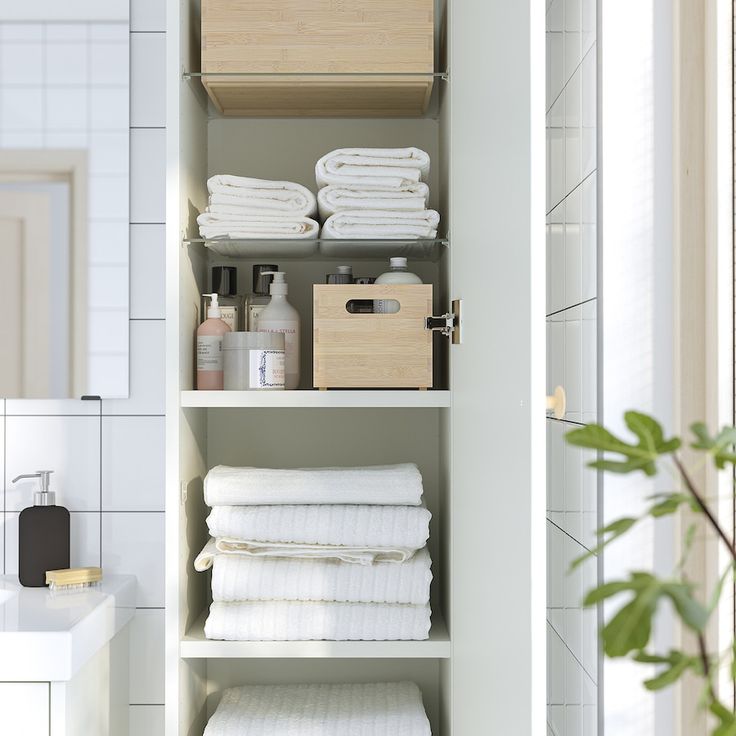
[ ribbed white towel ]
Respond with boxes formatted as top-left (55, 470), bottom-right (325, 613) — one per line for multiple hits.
top-left (316, 148), bottom-right (431, 189)
top-left (197, 213), bottom-right (320, 240)
top-left (207, 504), bottom-right (431, 552)
top-left (317, 183), bottom-right (430, 219)
top-left (204, 600), bottom-right (431, 641)
top-left (204, 463), bottom-right (424, 506)
top-left (322, 209), bottom-right (440, 239)
top-left (206, 175), bottom-right (317, 217)
top-left (195, 539), bottom-right (432, 604)
top-left (203, 682), bottom-right (432, 736)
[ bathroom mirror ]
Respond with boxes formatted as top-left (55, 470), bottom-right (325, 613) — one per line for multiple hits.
top-left (0, 4), bottom-right (130, 399)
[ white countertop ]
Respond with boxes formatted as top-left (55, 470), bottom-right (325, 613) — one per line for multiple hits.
top-left (0, 574), bottom-right (136, 682)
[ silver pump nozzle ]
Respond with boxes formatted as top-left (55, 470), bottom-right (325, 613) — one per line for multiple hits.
top-left (12, 470), bottom-right (55, 506)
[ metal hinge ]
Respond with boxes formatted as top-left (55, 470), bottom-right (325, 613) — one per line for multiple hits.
top-left (425, 299), bottom-right (462, 344)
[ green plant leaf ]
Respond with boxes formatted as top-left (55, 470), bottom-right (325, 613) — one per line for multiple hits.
top-left (602, 595), bottom-right (656, 657)
top-left (632, 650), bottom-right (680, 665)
top-left (661, 582), bottom-right (709, 633)
top-left (690, 423), bottom-right (736, 469)
top-left (642, 652), bottom-right (697, 691)
top-left (648, 493), bottom-right (695, 518)
top-left (570, 517), bottom-right (639, 571)
top-left (566, 412), bottom-right (680, 477)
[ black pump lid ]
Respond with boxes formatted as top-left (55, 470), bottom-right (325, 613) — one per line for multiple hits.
top-left (211, 266), bottom-right (237, 296)
top-left (253, 264), bottom-right (279, 295)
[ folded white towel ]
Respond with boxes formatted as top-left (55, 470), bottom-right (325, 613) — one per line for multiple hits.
top-left (195, 539), bottom-right (432, 604)
top-left (197, 213), bottom-right (320, 240)
top-left (317, 183), bottom-right (430, 219)
top-left (206, 175), bottom-right (317, 218)
top-left (322, 209), bottom-right (440, 239)
top-left (316, 148), bottom-right (431, 189)
top-left (204, 600), bottom-right (431, 641)
top-left (207, 503), bottom-right (431, 554)
top-left (203, 682), bottom-right (431, 736)
top-left (205, 537), bottom-right (417, 564)
top-left (204, 463), bottom-right (424, 506)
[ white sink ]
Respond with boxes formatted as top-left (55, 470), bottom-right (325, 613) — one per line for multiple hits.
top-left (0, 575), bottom-right (135, 681)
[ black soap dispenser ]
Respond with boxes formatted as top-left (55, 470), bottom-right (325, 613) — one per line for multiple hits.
top-left (12, 470), bottom-right (70, 587)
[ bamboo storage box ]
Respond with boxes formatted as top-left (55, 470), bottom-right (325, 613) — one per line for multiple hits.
top-left (200, 0), bottom-right (435, 116)
top-left (313, 284), bottom-right (433, 389)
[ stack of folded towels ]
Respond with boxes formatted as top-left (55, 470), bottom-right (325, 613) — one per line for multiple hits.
top-left (195, 463), bottom-right (432, 641)
top-left (315, 147), bottom-right (441, 239)
top-left (203, 681), bottom-right (432, 736)
top-left (197, 174), bottom-right (320, 240)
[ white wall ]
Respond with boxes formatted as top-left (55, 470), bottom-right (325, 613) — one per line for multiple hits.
top-left (546, 0), bottom-right (598, 733)
top-left (0, 1), bottom-right (166, 733)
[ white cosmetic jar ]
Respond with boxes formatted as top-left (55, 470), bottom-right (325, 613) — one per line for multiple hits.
top-left (223, 332), bottom-right (286, 390)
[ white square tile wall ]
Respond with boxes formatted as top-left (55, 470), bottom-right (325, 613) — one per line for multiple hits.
top-left (0, 7), bottom-right (166, 732)
top-left (547, 0), bottom-right (598, 731)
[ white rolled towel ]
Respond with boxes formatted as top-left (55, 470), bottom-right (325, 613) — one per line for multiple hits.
top-left (206, 175), bottom-right (317, 217)
top-left (204, 463), bottom-right (424, 506)
top-left (195, 539), bottom-right (432, 604)
top-left (204, 600), bottom-right (431, 641)
top-left (206, 504), bottom-right (431, 557)
top-left (316, 147), bottom-right (431, 189)
top-left (197, 213), bottom-right (320, 240)
top-left (317, 182), bottom-right (430, 219)
top-left (322, 209), bottom-right (440, 239)
top-left (203, 682), bottom-right (432, 736)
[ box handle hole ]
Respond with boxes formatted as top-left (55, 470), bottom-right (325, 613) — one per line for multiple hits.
top-left (345, 299), bottom-right (401, 314)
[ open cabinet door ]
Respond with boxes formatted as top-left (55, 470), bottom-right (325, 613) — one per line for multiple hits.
top-left (449, 0), bottom-right (546, 732)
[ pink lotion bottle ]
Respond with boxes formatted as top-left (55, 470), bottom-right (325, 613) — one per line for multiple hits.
top-left (196, 293), bottom-right (231, 390)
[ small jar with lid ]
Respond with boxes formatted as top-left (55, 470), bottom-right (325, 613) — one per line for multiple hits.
top-left (223, 332), bottom-right (285, 390)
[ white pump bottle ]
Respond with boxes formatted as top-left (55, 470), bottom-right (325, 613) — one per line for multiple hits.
top-left (256, 272), bottom-right (300, 390)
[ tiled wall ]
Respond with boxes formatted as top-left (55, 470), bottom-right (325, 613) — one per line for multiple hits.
top-left (546, 0), bottom-right (598, 733)
top-left (0, 2), bottom-right (166, 733)
top-left (0, 19), bottom-right (130, 396)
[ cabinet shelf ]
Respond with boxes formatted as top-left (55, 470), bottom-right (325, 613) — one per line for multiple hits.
top-left (184, 237), bottom-right (448, 262)
top-left (180, 611), bottom-right (450, 659)
top-left (180, 390), bottom-right (451, 409)
top-left (184, 71), bottom-right (449, 81)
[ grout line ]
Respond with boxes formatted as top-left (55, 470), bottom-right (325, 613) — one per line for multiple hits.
top-left (546, 516), bottom-right (594, 554)
top-left (546, 296), bottom-right (597, 318)
top-left (546, 39), bottom-right (597, 117)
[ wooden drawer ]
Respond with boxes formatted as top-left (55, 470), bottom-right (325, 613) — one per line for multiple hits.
top-left (201, 0), bottom-right (435, 116)
top-left (313, 284), bottom-right (433, 389)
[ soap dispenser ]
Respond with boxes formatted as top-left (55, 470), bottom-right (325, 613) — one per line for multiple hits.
top-left (197, 292), bottom-right (232, 390)
top-left (12, 471), bottom-right (70, 587)
top-left (256, 272), bottom-right (300, 389)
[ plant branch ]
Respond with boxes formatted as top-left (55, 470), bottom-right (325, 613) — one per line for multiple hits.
top-left (673, 456), bottom-right (736, 563)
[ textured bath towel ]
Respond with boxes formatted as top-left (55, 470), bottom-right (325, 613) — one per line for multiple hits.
top-left (197, 213), bottom-right (320, 240)
top-left (206, 175), bottom-right (317, 217)
top-left (206, 504), bottom-right (431, 554)
top-left (203, 463), bottom-right (424, 506)
top-left (203, 682), bottom-right (432, 736)
top-left (204, 600), bottom-right (432, 641)
top-left (321, 209), bottom-right (440, 239)
top-left (317, 182), bottom-right (430, 219)
top-left (195, 539), bottom-right (432, 604)
top-left (316, 148), bottom-right (431, 189)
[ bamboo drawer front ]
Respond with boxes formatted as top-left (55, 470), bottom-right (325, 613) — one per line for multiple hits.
top-left (201, 0), bottom-right (434, 116)
top-left (313, 284), bottom-right (433, 389)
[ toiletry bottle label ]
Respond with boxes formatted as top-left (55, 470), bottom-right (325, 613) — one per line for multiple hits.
top-left (218, 306), bottom-right (238, 332)
top-left (197, 336), bottom-right (224, 370)
top-left (249, 350), bottom-right (285, 388)
top-left (248, 304), bottom-right (266, 331)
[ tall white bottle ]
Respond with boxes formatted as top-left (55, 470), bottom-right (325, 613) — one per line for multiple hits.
top-left (373, 257), bottom-right (423, 314)
top-left (257, 272), bottom-right (300, 390)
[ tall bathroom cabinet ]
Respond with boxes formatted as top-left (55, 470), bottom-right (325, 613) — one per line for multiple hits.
top-left (165, 1), bottom-right (545, 733)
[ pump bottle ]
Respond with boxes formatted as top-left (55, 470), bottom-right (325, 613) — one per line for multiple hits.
top-left (197, 293), bottom-right (231, 390)
top-left (256, 272), bottom-right (300, 389)
top-left (13, 470), bottom-right (69, 587)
